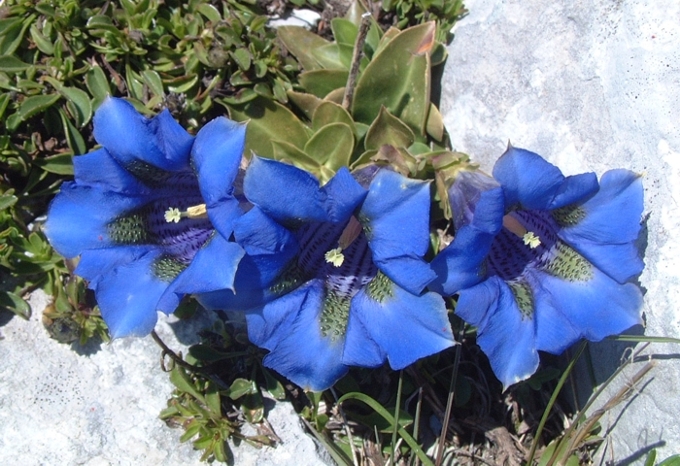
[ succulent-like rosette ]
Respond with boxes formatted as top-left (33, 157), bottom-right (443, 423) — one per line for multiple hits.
top-left (199, 157), bottom-right (454, 391)
top-left (45, 98), bottom-right (246, 338)
top-left (430, 147), bottom-right (644, 388)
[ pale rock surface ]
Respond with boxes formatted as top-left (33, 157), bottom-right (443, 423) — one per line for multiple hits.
top-left (0, 290), bottom-right (330, 465)
top-left (441, 0), bottom-right (680, 463)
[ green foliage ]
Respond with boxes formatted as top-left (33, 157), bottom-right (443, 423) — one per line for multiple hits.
top-left (381, 0), bottom-right (468, 43)
top-left (160, 320), bottom-right (286, 463)
top-left (230, 5), bottom-right (467, 190)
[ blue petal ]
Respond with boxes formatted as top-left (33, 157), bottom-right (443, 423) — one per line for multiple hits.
top-left (532, 265), bottom-right (643, 343)
top-left (360, 170), bottom-right (435, 294)
top-left (73, 149), bottom-right (148, 194)
top-left (558, 169), bottom-right (643, 282)
top-left (322, 167), bottom-right (368, 222)
top-left (549, 172), bottom-right (599, 209)
top-left (234, 206), bottom-right (297, 256)
top-left (75, 246), bottom-right (153, 287)
top-left (519, 272), bottom-right (581, 354)
top-left (157, 234), bottom-right (245, 313)
top-left (244, 157), bottom-right (329, 224)
top-left (93, 97), bottom-right (193, 172)
top-left (344, 283), bottom-right (453, 370)
top-left (197, 209), bottom-right (299, 311)
top-left (45, 183), bottom-right (145, 258)
top-left (340, 314), bottom-right (385, 368)
top-left (492, 147), bottom-right (564, 210)
top-left (83, 249), bottom-right (168, 338)
top-left (246, 280), bottom-right (349, 391)
top-left (586, 169), bottom-right (643, 243)
top-left (564, 240), bottom-right (643, 284)
top-left (429, 225), bottom-right (495, 295)
top-left (192, 118), bottom-right (246, 237)
top-left (456, 277), bottom-right (539, 388)
top-left (244, 158), bottom-right (366, 226)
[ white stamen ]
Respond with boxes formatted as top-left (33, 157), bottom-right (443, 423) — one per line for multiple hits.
top-left (164, 204), bottom-right (208, 223)
top-left (164, 207), bottom-right (181, 223)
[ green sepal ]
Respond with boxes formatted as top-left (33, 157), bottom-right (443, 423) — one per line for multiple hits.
top-left (364, 106), bottom-right (415, 150)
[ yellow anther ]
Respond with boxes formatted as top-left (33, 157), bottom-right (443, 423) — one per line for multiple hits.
top-left (523, 231), bottom-right (541, 249)
top-left (186, 204), bottom-right (207, 219)
top-left (325, 247), bottom-right (345, 267)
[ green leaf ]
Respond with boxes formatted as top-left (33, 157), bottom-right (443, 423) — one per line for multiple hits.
top-left (659, 455), bottom-right (680, 466)
top-left (337, 392), bottom-right (434, 466)
top-left (272, 140), bottom-right (319, 171)
top-left (60, 87), bottom-right (93, 127)
top-left (226, 378), bottom-right (256, 400)
top-left (304, 123), bottom-right (354, 173)
top-left (59, 108), bottom-right (87, 155)
top-left (169, 366), bottom-right (205, 402)
top-left (0, 93), bottom-right (10, 120)
top-left (287, 90), bottom-right (323, 121)
top-left (0, 190), bottom-right (18, 211)
top-left (231, 48), bottom-right (252, 71)
top-left (311, 101), bottom-right (355, 133)
top-left (0, 15), bottom-right (35, 55)
top-left (141, 70), bottom-right (164, 97)
top-left (34, 153), bottom-right (74, 175)
top-left (299, 69), bottom-right (349, 99)
top-left (353, 22), bottom-right (436, 136)
top-left (425, 103), bottom-right (445, 141)
top-left (85, 65), bottom-right (111, 105)
top-left (86, 15), bottom-right (121, 34)
top-left (0, 291), bottom-right (31, 319)
top-left (29, 24), bottom-right (55, 55)
top-left (19, 94), bottom-right (61, 121)
top-left (167, 74), bottom-right (198, 93)
top-left (197, 3), bottom-right (222, 23)
top-left (364, 106), bottom-right (415, 150)
top-left (277, 26), bottom-right (334, 71)
top-left (330, 18), bottom-right (358, 46)
top-left (205, 384), bottom-right (222, 417)
top-left (242, 392), bottom-right (264, 423)
top-left (0, 55), bottom-right (32, 73)
top-left (262, 368), bottom-right (286, 400)
top-left (227, 96), bottom-right (309, 158)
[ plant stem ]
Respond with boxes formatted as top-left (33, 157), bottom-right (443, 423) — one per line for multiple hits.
top-left (342, 12), bottom-right (372, 111)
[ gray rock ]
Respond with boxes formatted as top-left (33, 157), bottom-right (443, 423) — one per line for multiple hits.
top-left (0, 290), bottom-right (330, 465)
top-left (441, 0), bottom-right (680, 463)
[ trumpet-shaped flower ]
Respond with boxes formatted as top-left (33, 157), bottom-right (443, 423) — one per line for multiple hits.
top-left (199, 157), bottom-right (454, 391)
top-left (430, 147), bottom-right (644, 388)
top-left (45, 98), bottom-right (246, 338)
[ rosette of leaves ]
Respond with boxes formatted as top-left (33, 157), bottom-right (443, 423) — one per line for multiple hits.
top-left (225, 2), bottom-right (468, 205)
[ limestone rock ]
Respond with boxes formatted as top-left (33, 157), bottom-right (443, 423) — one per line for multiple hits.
top-left (441, 0), bottom-right (680, 462)
top-left (0, 290), bottom-right (330, 465)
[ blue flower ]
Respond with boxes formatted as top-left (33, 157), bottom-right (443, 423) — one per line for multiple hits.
top-left (430, 147), bottom-right (644, 388)
top-left (199, 158), bottom-right (454, 391)
top-left (45, 97), bottom-right (246, 338)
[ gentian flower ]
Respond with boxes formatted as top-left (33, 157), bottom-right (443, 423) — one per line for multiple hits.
top-left (199, 158), bottom-right (454, 391)
top-left (430, 146), bottom-right (644, 388)
top-left (45, 97), bottom-right (246, 338)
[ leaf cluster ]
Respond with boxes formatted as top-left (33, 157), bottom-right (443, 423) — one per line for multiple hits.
top-left (160, 319), bottom-right (287, 463)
